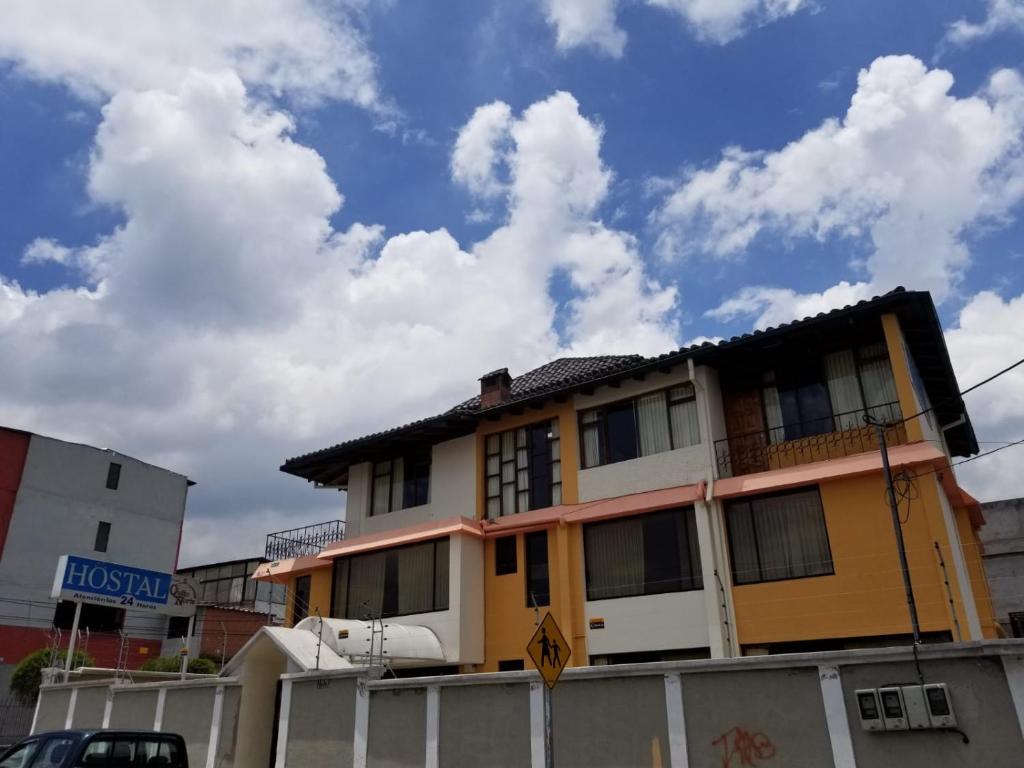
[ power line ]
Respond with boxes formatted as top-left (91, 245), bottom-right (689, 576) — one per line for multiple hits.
top-left (895, 354), bottom-right (1024, 427)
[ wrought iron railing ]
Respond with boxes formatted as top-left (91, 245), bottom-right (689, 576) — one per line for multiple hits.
top-left (265, 520), bottom-right (345, 561)
top-left (714, 402), bottom-right (906, 477)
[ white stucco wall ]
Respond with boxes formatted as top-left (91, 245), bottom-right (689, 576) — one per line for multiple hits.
top-left (584, 590), bottom-right (710, 656)
top-left (574, 367), bottom-right (718, 502)
top-left (0, 434), bottom-right (190, 637)
top-left (345, 434), bottom-right (477, 538)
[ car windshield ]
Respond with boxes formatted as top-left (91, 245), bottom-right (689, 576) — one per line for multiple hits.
top-left (0, 741), bottom-right (39, 768)
top-left (28, 737), bottom-right (76, 768)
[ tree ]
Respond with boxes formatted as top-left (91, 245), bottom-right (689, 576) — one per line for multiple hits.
top-left (9, 648), bottom-right (95, 702)
top-left (139, 655), bottom-right (217, 675)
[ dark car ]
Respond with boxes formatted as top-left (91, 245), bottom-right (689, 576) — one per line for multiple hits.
top-left (0, 731), bottom-right (187, 767)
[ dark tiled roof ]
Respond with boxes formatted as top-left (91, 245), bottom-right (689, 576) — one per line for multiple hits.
top-left (451, 355), bottom-right (643, 412)
top-left (282, 287), bottom-right (977, 480)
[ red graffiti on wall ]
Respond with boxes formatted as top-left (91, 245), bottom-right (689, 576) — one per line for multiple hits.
top-left (712, 726), bottom-right (776, 767)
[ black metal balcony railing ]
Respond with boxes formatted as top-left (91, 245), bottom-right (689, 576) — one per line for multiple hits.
top-left (714, 402), bottom-right (905, 477)
top-left (265, 520), bottom-right (345, 561)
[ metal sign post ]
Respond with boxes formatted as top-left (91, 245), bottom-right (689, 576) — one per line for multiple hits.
top-left (526, 612), bottom-right (570, 768)
top-left (179, 614), bottom-right (195, 679)
top-left (62, 601), bottom-right (83, 683)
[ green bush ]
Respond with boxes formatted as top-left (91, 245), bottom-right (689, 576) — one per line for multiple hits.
top-left (139, 655), bottom-right (217, 674)
top-left (9, 647), bottom-right (94, 702)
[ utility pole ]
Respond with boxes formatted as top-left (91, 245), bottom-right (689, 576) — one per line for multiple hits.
top-left (868, 416), bottom-right (921, 644)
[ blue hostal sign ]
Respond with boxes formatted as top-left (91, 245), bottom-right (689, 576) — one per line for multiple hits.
top-left (51, 554), bottom-right (197, 617)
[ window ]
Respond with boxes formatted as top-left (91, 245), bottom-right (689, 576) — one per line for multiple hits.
top-left (331, 538), bottom-right (449, 620)
top-left (495, 536), bottom-right (517, 575)
top-left (1010, 612), bottom-right (1024, 639)
top-left (105, 462), bottom-right (121, 490)
top-left (371, 452), bottom-right (431, 515)
top-left (78, 737), bottom-right (135, 766)
top-left (31, 737), bottom-right (76, 768)
top-left (762, 342), bottom-right (902, 442)
top-left (584, 507), bottom-right (703, 601)
top-left (525, 531), bottom-right (549, 607)
top-left (726, 488), bottom-right (834, 585)
top-left (94, 521), bottom-right (111, 553)
top-left (136, 738), bottom-right (183, 767)
top-left (293, 575), bottom-right (311, 620)
top-left (485, 421), bottom-right (561, 518)
top-left (498, 659), bottom-right (525, 671)
top-left (53, 600), bottom-right (124, 632)
top-left (0, 740), bottom-right (38, 768)
top-left (166, 615), bottom-right (192, 639)
top-left (580, 384), bottom-right (700, 469)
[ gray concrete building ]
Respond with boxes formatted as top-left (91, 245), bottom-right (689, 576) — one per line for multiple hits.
top-left (979, 497), bottom-right (1024, 637)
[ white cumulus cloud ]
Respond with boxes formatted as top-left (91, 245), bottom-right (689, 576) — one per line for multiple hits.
top-left (541, 0), bottom-right (810, 57)
top-left (653, 55), bottom-right (1024, 326)
top-left (945, 0), bottom-right (1024, 47)
top-left (0, 0), bottom-right (384, 110)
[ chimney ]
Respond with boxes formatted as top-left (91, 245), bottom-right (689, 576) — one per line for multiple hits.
top-left (479, 368), bottom-right (512, 408)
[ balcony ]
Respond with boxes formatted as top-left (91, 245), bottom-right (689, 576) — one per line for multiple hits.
top-left (714, 402), bottom-right (907, 477)
top-left (265, 520), bottom-right (345, 561)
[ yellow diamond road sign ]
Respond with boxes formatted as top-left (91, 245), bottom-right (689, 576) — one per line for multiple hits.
top-left (527, 612), bottom-right (570, 689)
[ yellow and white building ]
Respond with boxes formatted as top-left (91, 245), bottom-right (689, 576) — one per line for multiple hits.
top-left (254, 288), bottom-right (996, 673)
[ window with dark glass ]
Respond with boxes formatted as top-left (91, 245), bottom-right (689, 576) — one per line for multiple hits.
top-left (583, 507), bottom-right (703, 600)
top-left (106, 462), bottom-right (121, 490)
top-left (166, 615), bottom-right (192, 639)
top-left (525, 531), bottom-right (550, 607)
top-left (761, 342), bottom-right (902, 443)
top-left (331, 538), bottom-right (449, 620)
top-left (371, 452), bottom-right (431, 515)
top-left (498, 659), bottom-right (525, 671)
top-left (725, 488), bottom-right (833, 585)
top-left (580, 383), bottom-right (700, 469)
top-left (293, 574), bottom-right (311, 620)
top-left (94, 521), bottom-right (111, 552)
top-left (53, 600), bottom-right (124, 632)
top-left (495, 535), bottom-right (517, 575)
top-left (485, 421), bottom-right (561, 518)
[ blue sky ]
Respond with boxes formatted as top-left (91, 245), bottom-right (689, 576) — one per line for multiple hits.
top-left (1, 0), bottom-right (1023, 562)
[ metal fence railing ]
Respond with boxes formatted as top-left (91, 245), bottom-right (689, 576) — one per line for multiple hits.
top-left (714, 402), bottom-right (906, 476)
top-left (265, 520), bottom-right (345, 561)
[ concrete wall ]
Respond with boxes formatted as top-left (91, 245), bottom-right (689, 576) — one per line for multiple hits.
top-left (284, 677), bottom-right (357, 768)
top-left (33, 687), bottom-right (71, 732)
top-left (34, 642), bottom-right (1024, 768)
top-left (68, 685), bottom-right (108, 729)
top-left (107, 688), bottom-right (159, 729)
top-left (346, 434), bottom-right (477, 539)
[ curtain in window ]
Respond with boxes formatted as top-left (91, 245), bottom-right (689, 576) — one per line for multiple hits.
top-left (859, 343), bottom-right (901, 422)
top-left (434, 539), bottom-right (450, 610)
top-left (397, 543), bottom-right (434, 615)
top-left (348, 552), bottom-right (386, 618)
top-left (751, 491), bottom-right (832, 581)
top-left (727, 502), bottom-right (761, 585)
top-left (372, 464), bottom-right (392, 516)
top-left (585, 517), bottom-right (644, 600)
top-left (824, 350), bottom-right (865, 430)
top-left (669, 397), bottom-right (701, 448)
top-left (581, 411), bottom-right (601, 468)
top-left (636, 391), bottom-right (671, 456)
top-left (762, 387), bottom-right (785, 444)
top-left (389, 458), bottom-right (404, 512)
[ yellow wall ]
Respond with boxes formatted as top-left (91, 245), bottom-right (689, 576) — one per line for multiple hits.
top-left (284, 566), bottom-right (333, 626)
top-left (881, 313), bottom-right (925, 443)
top-left (476, 402), bottom-right (587, 670)
top-left (731, 471), bottom-right (970, 647)
top-left (478, 525), bottom-right (585, 671)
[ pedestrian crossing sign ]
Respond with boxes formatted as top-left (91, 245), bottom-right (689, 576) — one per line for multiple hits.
top-left (527, 612), bottom-right (570, 688)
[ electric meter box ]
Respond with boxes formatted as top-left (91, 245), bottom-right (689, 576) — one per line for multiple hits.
top-left (899, 685), bottom-right (931, 729)
top-left (924, 683), bottom-right (957, 728)
top-left (855, 689), bottom-right (884, 731)
top-left (878, 687), bottom-right (909, 731)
